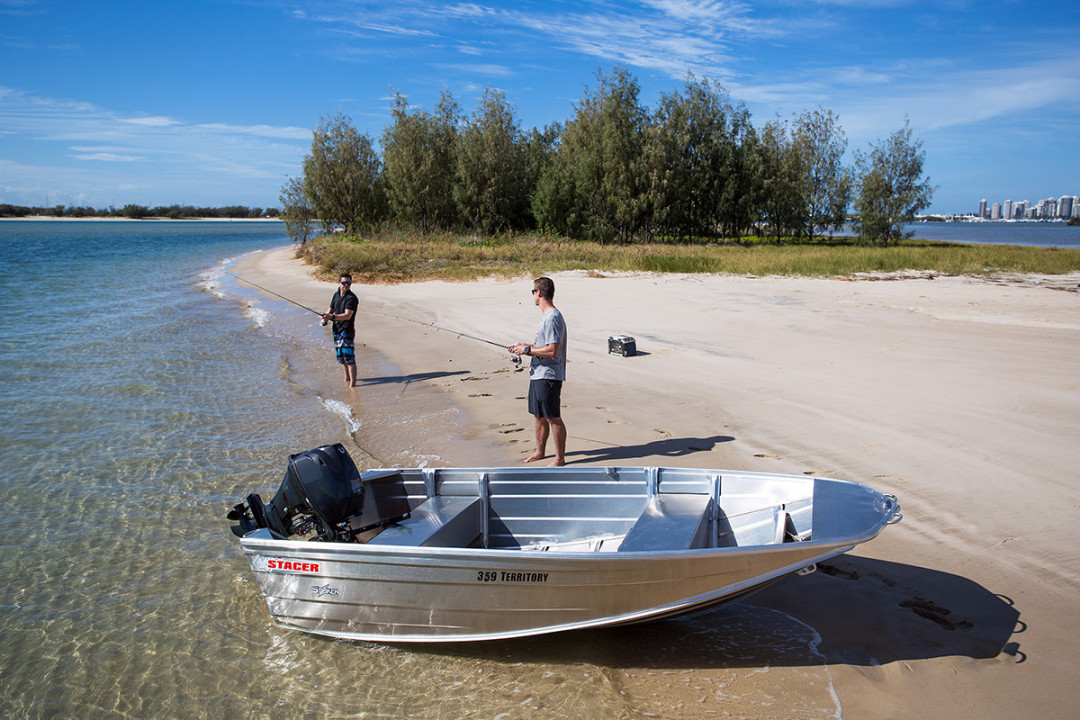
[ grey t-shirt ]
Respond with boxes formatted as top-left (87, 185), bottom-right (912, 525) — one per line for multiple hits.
top-left (530, 308), bottom-right (567, 381)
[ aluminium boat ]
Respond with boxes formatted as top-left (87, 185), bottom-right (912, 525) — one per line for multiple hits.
top-left (227, 444), bottom-right (901, 642)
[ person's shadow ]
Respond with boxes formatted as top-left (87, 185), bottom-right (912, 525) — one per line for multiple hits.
top-left (357, 370), bottom-right (469, 387)
top-left (566, 435), bottom-right (735, 464)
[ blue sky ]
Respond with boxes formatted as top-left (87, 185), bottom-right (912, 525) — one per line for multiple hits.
top-left (2, 0), bottom-right (1077, 214)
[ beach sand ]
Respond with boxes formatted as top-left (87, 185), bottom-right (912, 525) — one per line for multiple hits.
top-left (235, 246), bottom-right (1080, 719)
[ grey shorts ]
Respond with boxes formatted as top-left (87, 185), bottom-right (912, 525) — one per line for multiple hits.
top-left (528, 379), bottom-right (563, 418)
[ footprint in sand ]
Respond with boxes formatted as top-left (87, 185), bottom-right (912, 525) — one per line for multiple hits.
top-left (755, 453), bottom-right (782, 460)
top-left (817, 562), bottom-right (860, 581)
top-left (468, 393), bottom-right (492, 398)
top-left (499, 427), bottom-right (524, 434)
top-left (900, 597), bottom-right (973, 631)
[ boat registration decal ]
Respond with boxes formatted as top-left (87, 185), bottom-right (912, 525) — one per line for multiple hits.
top-left (254, 556), bottom-right (320, 574)
top-left (477, 571), bottom-right (549, 583)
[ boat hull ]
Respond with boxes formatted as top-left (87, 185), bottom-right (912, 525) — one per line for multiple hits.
top-left (242, 537), bottom-right (867, 642)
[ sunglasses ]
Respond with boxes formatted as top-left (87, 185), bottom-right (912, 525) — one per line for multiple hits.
top-left (340, 280), bottom-right (352, 285)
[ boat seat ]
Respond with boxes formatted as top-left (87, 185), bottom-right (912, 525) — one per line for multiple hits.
top-left (617, 494), bottom-right (714, 552)
top-left (366, 496), bottom-right (482, 547)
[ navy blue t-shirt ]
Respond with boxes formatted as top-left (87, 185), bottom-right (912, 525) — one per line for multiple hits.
top-left (330, 290), bottom-right (358, 338)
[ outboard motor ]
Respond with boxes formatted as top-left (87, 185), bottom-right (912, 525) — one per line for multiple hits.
top-left (229, 444), bottom-right (363, 542)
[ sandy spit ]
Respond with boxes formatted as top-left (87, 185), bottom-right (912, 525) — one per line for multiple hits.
top-left (235, 246), bottom-right (1080, 720)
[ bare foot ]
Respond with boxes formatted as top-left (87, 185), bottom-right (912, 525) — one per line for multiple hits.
top-left (522, 452), bottom-right (544, 463)
top-left (549, 459), bottom-right (566, 467)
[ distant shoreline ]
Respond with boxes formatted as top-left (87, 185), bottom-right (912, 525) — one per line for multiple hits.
top-left (0, 216), bottom-right (282, 222)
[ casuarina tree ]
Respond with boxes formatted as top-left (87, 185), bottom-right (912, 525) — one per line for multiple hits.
top-left (853, 118), bottom-right (936, 246)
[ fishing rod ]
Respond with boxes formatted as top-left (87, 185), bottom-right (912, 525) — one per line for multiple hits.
top-left (366, 308), bottom-right (522, 367)
top-left (226, 271), bottom-right (324, 316)
top-left (228, 272), bottom-right (521, 365)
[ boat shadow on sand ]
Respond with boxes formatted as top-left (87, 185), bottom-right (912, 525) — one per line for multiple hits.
top-left (410, 556), bottom-right (1022, 669)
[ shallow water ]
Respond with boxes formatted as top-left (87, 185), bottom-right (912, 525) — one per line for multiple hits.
top-left (0, 221), bottom-right (849, 719)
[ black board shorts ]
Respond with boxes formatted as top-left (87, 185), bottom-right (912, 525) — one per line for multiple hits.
top-left (528, 379), bottom-right (563, 419)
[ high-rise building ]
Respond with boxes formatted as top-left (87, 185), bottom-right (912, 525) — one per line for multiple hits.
top-left (1003, 200), bottom-right (1013, 220)
top-left (979, 198), bottom-right (987, 219)
top-left (991, 203), bottom-right (1002, 220)
top-left (1059, 196), bottom-right (1074, 219)
top-left (1039, 198), bottom-right (1057, 219)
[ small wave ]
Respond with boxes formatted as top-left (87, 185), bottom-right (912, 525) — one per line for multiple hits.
top-left (412, 455), bottom-right (441, 469)
top-left (199, 252), bottom-right (273, 327)
top-left (197, 255), bottom-right (237, 299)
top-left (198, 270), bottom-right (227, 300)
top-left (320, 397), bottom-right (361, 434)
top-left (243, 302), bottom-right (271, 328)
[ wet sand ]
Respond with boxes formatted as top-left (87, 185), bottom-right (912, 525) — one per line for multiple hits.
top-left (235, 246), bottom-right (1080, 719)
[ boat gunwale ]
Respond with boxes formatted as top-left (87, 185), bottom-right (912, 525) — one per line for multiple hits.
top-left (236, 468), bottom-right (897, 559)
top-left (237, 525), bottom-right (888, 561)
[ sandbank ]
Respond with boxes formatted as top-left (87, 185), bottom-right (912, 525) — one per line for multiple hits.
top-left (235, 245), bottom-right (1080, 719)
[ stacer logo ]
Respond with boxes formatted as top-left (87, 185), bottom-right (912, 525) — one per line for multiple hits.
top-left (253, 556), bottom-right (321, 574)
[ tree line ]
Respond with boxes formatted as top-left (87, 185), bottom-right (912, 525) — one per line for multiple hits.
top-left (283, 68), bottom-right (934, 247)
top-left (0, 204), bottom-right (277, 219)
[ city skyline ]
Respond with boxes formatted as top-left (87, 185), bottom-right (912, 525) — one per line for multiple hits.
top-left (978, 194), bottom-right (1078, 220)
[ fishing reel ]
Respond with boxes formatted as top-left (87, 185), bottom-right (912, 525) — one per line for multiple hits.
top-left (510, 354), bottom-right (522, 367)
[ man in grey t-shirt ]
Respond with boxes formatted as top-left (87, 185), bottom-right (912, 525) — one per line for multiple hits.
top-left (509, 276), bottom-right (567, 466)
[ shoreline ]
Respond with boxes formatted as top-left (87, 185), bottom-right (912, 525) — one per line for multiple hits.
top-left (0, 215), bottom-right (281, 222)
top-left (236, 245), bottom-right (1080, 719)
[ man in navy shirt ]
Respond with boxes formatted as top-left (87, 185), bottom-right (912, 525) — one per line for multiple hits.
top-left (321, 273), bottom-right (359, 388)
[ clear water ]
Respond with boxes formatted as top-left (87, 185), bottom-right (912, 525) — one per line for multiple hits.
top-left (0, 220), bottom-right (851, 719)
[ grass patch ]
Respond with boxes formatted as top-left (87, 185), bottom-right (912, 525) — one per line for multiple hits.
top-left (298, 231), bottom-right (1080, 284)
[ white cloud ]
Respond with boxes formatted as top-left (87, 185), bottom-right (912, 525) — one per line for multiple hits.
top-left (361, 22), bottom-right (439, 38)
top-left (436, 63), bottom-right (514, 78)
top-left (119, 116), bottom-right (179, 127)
top-left (0, 87), bottom-right (309, 206)
top-left (195, 123), bottom-right (312, 140)
top-left (71, 152), bottom-right (146, 162)
top-left (818, 54), bottom-right (1080, 143)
